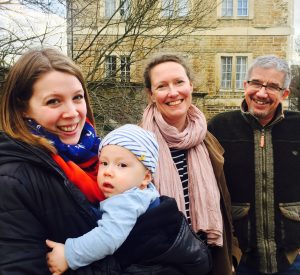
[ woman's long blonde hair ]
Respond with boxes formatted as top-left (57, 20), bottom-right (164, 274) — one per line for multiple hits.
top-left (0, 48), bottom-right (95, 154)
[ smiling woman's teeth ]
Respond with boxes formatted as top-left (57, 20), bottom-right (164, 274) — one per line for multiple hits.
top-left (168, 100), bottom-right (182, 106)
top-left (59, 125), bottom-right (77, 132)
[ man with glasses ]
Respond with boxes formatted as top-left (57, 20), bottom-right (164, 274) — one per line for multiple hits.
top-left (208, 55), bottom-right (300, 275)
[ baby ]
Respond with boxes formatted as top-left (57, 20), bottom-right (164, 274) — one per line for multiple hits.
top-left (46, 124), bottom-right (211, 275)
top-left (46, 124), bottom-right (160, 273)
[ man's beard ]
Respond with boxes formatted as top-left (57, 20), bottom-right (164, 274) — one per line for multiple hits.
top-left (248, 106), bottom-right (269, 120)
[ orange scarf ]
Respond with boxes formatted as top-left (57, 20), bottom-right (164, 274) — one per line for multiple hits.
top-left (52, 154), bottom-right (105, 203)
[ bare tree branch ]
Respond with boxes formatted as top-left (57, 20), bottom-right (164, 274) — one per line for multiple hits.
top-left (0, 0), bottom-right (66, 66)
top-left (69, 0), bottom-right (218, 83)
top-left (67, 0), bottom-right (218, 133)
top-left (0, 0), bottom-right (218, 134)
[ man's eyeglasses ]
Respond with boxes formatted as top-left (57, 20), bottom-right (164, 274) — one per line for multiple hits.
top-left (247, 80), bottom-right (285, 93)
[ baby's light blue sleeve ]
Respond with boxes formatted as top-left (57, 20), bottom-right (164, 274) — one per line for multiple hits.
top-left (65, 183), bottom-right (159, 270)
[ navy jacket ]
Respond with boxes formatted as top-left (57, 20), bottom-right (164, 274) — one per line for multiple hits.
top-left (0, 132), bottom-right (211, 275)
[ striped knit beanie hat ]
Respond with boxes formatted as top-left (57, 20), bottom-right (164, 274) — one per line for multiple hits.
top-left (98, 124), bottom-right (159, 175)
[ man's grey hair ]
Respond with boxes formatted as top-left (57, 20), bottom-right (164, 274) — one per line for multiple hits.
top-left (246, 55), bottom-right (291, 89)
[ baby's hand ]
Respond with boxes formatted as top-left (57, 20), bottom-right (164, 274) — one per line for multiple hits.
top-left (46, 239), bottom-right (69, 275)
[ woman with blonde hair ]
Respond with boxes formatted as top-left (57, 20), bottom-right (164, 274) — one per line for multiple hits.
top-left (141, 54), bottom-right (241, 275)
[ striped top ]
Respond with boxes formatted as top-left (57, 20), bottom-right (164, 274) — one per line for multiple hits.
top-left (170, 148), bottom-right (191, 225)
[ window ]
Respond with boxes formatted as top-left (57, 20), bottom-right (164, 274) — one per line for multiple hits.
top-left (222, 0), bottom-right (233, 16)
top-left (120, 0), bottom-right (130, 17)
top-left (219, 55), bottom-right (249, 91)
top-left (104, 55), bottom-right (131, 82)
top-left (221, 57), bottom-right (232, 89)
top-left (220, 0), bottom-right (249, 18)
top-left (105, 0), bottom-right (130, 18)
top-left (235, 56), bottom-right (247, 89)
top-left (105, 0), bottom-right (116, 17)
top-left (105, 55), bottom-right (117, 79)
top-left (120, 56), bottom-right (130, 82)
top-left (237, 0), bottom-right (248, 16)
top-left (162, 0), bottom-right (173, 17)
top-left (161, 0), bottom-right (188, 18)
top-left (178, 0), bottom-right (188, 17)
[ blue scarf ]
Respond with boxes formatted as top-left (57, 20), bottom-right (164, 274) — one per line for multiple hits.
top-left (27, 119), bottom-right (105, 202)
top-left (27, 119), bottom-right (100, 163)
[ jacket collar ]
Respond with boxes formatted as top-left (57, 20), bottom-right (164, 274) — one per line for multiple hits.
top-left (0, 132), bottom-right (66, 179)
top-left (240, 99), bottom-right (284, 129)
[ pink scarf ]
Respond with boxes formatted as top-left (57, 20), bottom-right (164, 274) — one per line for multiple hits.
top-left (141, 104), bottom-right (223, 246)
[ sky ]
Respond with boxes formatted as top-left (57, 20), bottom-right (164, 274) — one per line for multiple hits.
top-left (0, 0), bottom-right (66, 65)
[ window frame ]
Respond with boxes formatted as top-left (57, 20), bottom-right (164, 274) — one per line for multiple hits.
top-left (216, 53), bottom-right (252, 92)
top-left (120, 0), bottom-right (130, 18)
top-left (161, 0), bottom-right (189, 18)
top-left (221, 56), bottom-right (233, 89)
top-left (221, 0), bottom-right (233, 17)
top-left (105, 55), bottom-right (117, 80)
top-left (237, 0), bottom-right (248, 16)
top-left (103, 0), bottom-right (130, 18)
top-left (235, 56), bottom-right (248, 89)
top-left (104, 54), bottom-right (131, 82)
top-left (120, 55), bottom-right (131, 82)
top-left (104, 0), bottom-right (116, 18)
top-left (162, 0), bottom-right (174, 17)
top-left (217, 0), bottom-right (253, 19)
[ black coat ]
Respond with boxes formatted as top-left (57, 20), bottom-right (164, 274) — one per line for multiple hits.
top-left (208, 108), bottom-right (300, 272)
top-left (0, 132), bottom-right (211, 275)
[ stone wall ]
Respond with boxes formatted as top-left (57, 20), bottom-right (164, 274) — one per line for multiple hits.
top-left (69, 0), bottom-right (293, 129)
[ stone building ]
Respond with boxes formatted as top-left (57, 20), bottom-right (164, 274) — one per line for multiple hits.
top-left (67, 0), bottom-right (294, 132)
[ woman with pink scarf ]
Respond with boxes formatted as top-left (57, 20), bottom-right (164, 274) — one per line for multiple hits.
top-left (141, 54), bottom-right (241, 275)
